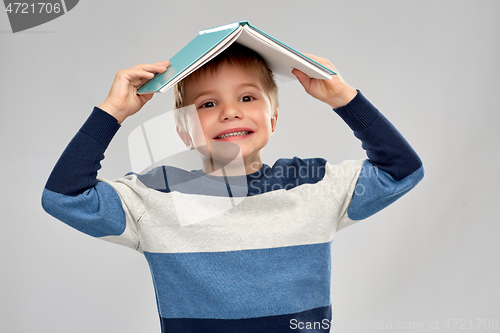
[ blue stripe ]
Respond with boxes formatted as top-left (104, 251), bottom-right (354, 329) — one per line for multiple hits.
top-left (159, 305), bottom-right (332, 332)
top-left (247, 157), bottom-right (327, 196)
top-left (348, 160), bottom-right (425, 220)
top-left (45, 107), bottom-right (120, 196)
top-left (144, 242), bottom-right (332, 319)
top-left (41, 182), bottom-right (126, 237)
top-left (134, 157), bottom-right (328, 197)
top-left (334, 91), bottom-right (423, 181)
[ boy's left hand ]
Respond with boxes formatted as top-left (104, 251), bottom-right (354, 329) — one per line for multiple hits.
top-left (292, 54), bottom-right (357, 109)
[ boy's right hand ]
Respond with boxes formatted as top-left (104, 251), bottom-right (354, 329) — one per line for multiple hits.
top-left (98, 60), bottom-right (170, 124)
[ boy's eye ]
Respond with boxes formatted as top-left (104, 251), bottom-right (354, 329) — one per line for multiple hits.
top-left (199, 101), bottom-right (216, 108)
top-left (240, 95), bottom-right (254, 102)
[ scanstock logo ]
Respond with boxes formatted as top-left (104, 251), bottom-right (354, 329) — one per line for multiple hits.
top-left (3, 0), bottom-right (79, 33)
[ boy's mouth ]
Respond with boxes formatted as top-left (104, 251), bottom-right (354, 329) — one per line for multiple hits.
top-left (214, 128), bottom-right (254, 140)
top-left (215, 131), bottom-right (251, 139)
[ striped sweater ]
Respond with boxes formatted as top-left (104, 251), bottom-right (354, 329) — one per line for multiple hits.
top-left (42, 91), bottom-right (424, 332)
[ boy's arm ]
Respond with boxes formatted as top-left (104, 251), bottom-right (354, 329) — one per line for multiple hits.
top-left (42, 61), bottom-right (169, 243)
top-left (293, 56), bottom-right (424, 224)
top-left (331, 91), bottom-right (424, 222)
top-left (42, 108), bottom-right (128, 237)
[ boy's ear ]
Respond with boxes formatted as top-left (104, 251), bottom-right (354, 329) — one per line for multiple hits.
top-left (176, 126), bottom-right (195, 150)
top-left (270, 110), bottom-right (279, 136)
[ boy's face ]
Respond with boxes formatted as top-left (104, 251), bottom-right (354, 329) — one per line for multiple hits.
top-left (181, 63), bottom-right (278, 171)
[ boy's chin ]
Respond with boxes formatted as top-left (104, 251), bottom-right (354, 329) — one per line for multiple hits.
top-left (195, 141), bottom-right (244, 167)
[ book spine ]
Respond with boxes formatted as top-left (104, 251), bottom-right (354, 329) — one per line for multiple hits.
top-left (199, 22), bottom-right (241, 35)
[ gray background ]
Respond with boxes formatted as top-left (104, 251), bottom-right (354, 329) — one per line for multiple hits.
top-left (1, 0), bottom-right (499, 332)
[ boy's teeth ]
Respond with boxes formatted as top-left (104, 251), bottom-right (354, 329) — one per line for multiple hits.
top-left (217, 131), bottom-right (250, 139)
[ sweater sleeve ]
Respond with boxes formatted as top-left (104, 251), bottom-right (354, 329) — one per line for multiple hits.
top-left (41, 108), bottom-right (139, 248)
top-left (333, 91), bottom-right (424, 224)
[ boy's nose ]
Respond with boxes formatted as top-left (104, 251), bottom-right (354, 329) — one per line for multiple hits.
top-left (220, 103), bottom-right (243, 121)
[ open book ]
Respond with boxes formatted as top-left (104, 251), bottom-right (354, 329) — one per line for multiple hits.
top-left (137, 21), bottom-right (336, 94)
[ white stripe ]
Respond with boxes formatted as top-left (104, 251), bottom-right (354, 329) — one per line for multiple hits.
top-left (101, 160), bottom-right (363, 253)
top-left (60, 0), bottom-right (68, 13)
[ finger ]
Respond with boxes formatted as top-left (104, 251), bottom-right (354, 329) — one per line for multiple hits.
top-left (142, 93), bottom-right (154, 102)
top-left (140, 60), bottom-right (170, 71)
top-left (303, 53), bottom-right (325, 63)
top-left (134, 62), bottom-right (170, 84)
top-left (152, 60), bottom-right (170, 73)
top-left (154, 60), bottom-right (170, 67)
top-left (130, 77), bottom-right (149, 88)
top-left (130, 77), bottom-right (155, 88)
top-left (116, 70), bottom-right (153, 89)
top-left (302, 53), bottom-right (337, 72)
top-left (133, 62), bottom-right (169, 75)
top-left (302, 52), bottom-right (317, 58)
top-left (292, 68), bottom-right (311, 90)
top-left (110, 69), bottom-right (141, 94)
top-left (127, 68), bottom-right (157, 81)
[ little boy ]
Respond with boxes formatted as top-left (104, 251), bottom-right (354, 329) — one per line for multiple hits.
top-left (42, 43), bottom-right (424, 332)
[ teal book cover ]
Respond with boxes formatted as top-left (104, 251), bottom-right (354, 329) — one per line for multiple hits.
top-left (137, 22), bottom-right (241, 94)
top-left (137, 21), bottom-right (335, 94)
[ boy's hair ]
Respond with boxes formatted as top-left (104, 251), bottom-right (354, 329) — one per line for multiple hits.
top-left (173, 43), bottom-right (279, 132)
